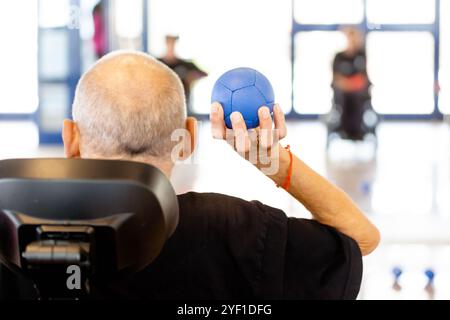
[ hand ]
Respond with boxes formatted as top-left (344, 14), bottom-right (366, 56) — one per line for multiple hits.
top-left (210, 102), bottom-right (287, 177)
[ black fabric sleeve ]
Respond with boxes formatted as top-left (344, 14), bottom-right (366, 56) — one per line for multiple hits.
top-left (246, 201), bottom-right (362, 300)
top-left (283, 218), bottom-right (362, 299)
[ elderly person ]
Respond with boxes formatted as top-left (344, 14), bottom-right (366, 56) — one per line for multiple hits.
top-left (60, 51), bottom-right (378, 299)
top-left (331, 27), bottom-right (373, 141)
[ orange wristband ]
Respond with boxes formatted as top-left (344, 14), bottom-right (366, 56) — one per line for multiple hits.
top-left (277, 145), bottom-right (293, 191)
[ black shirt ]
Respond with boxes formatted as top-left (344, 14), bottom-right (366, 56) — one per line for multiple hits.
top-left (333, 50), bottom-right (368, 78)
top-left (332, 49), bottom-right (371, 94)
top-left (0, 192), bottom-right (362, 300)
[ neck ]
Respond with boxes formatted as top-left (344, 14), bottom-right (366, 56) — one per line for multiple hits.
top-left (128, 156), bottom-right (174, 178)
top-left (345, 48), bottom-right (358, 55)
top-left (80, 153), bottom-right (174, 178)
top-left (164, 51), bottom-right (176, 61)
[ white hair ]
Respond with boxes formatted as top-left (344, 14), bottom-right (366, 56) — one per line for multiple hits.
top-left (72, 50), bottom-right (186, 159)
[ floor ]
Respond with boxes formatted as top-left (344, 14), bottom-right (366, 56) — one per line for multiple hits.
top-left (1, 120), bottom-right (450, 299)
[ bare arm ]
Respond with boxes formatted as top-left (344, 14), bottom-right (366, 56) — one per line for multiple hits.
top-left (210, 103), bottom-right (380, 256)
top-left (333, 73), bottom-right (369, 92)
top-left (269, 145), bottom-right (380, 255)
top-left (333, 73), bottom-right (349, 91)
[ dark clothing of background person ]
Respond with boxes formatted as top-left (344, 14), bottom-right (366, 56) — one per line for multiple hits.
top-left (0, 192), bottom-right (362, 300)
top-left (159, 58), bottom-right (207, 109)
top-left (332, 50), bottom-right (371, 140)
top-left (333, 50), bottom-right (369, 87)
top-left (93, 3), bottom-right (106, 59)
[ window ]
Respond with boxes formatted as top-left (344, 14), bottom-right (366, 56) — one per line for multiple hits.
top-left (367, 32), bottom-right (434, 114)
top-left (148, 0), bottom-right (292, 114)
top-left (293, 0), bottom-right (439, 118)
top-left (40, 29), bottom-right (70, 79)
top-left (0, 122), bottom-right (39, 151)
top-left (39, 0), bottom-right (71, 28)
top-left (110, 0), bottom-right (143, 50)
top-left (440, 0), bottom-right (450, 114)
top-left (0, 1), bottom-right (38, 113)
top-left (366, 0), bottom-right (435, 25)
top-left (293, 31), bottom-right (347, 114)
top-left (39, 84), bottom-right (70, 131)
top-left (38, 0), bottom-right (78, 140)
top-left (114, 0), bottom-right (143, 39)
top-left (294, 0), bottom-right (363, 24)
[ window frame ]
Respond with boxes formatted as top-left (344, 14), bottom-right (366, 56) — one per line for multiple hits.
top-left (290, 0), bottom-right (443, 121)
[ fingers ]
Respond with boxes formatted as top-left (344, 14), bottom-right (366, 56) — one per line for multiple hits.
top-left (210, 102), bottom-right (226, 139)
top-left (273, 104), bottom-right (287, 139)
top-left (230, 112), bottom-right (250, 154)
top-left (211, 103), bottom-right (286, 155)
top-left (258, 106), bottom-right (273, 149)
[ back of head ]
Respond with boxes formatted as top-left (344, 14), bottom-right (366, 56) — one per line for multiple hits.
top-left (72, 51), bottom-right (186, 161)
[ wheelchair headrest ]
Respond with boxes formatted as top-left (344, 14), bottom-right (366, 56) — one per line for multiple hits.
top-left (0, 158), bottom-right (179, 283)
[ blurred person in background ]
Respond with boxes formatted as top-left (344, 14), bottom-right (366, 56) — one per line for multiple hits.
top-left (92, 1), bottom-right (106, 59)
top-left (159, 35), bottom-right (208, 109)
top-left (331, 26), bottom-right (372, 140)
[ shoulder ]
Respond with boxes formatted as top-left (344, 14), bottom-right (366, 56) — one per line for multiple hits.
top-left (334, 51), bottom-right (346, 60)
top-left (333, 52), bottom-right (346, 68)
top-left (357, 49), bottom-right (367, 56)
top-left (176, 192), bottom-right (359, 259)
top-left (284, 218), bottom-right (363, 299)
top-left (177, 192), bottom-right (361, 259)
top-left (176, 192), bottom-right (289, 243)
top-left (177, 192), bottom-right (287, 221)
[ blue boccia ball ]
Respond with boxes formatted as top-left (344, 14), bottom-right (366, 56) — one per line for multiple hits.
top-left (211, 67), bottom-right (275, 129)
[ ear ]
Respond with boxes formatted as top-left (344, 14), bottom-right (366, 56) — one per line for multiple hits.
top-left (62, 119), bottom-right (81, 158)
top-left (178, 117), bottom-right (197, 161)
